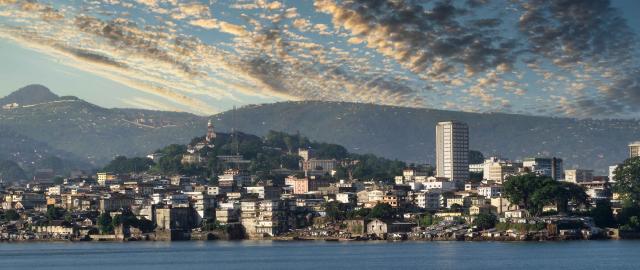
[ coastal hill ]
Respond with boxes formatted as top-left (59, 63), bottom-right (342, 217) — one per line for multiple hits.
top-left (1, 85), bottom-right (639, 175)
top-left (213, 101), bottom-right (639, 173)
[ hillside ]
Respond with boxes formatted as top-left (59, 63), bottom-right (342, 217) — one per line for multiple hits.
top-left (212, 101), bottom-right (640, 173)
top-left (0, 85), bottom-right (206, 167)
top-left (0, 84), bottom-right (59, 106)
top-left (1, 85), bottom-right (639, 174)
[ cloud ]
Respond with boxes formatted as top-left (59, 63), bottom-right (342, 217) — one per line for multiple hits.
top-left (1, 0), bottom-right (640, 118)
top-left (314, 0), bottom-right (519, 80)
top-left (189, 18), bottom-right (248, 36)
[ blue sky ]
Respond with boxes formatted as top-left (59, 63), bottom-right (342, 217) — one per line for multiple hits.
top-left (0, 0), bottom-right (639, 118)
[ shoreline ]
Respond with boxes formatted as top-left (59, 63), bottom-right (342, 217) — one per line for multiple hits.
top-left (1, 236), bottom-right (635, 243)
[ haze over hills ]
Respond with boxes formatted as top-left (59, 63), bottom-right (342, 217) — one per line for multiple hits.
top-left (1, 85), bottom-right (638, 176)
top-left (0, 85), bottom-right (205, 172)
top-left (212, 102), bottom-right (640, 174)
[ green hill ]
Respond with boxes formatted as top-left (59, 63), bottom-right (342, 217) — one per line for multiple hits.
top-left (1, 85), bottom-right (638, 174)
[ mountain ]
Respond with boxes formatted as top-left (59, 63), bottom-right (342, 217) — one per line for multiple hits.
top-left (1, 85), bottom-right (639, 175)
top-left (0, 86), bottom-right (206, 169)
top-left (0, 128), bottom-right (91, 180)
top-left (0, 84), bottom-right (59, 106)
top-left (211, 101), bottom-right (640, 173)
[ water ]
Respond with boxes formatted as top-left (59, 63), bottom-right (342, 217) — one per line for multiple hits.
top-left (0, 241), bottom-right (639, 269)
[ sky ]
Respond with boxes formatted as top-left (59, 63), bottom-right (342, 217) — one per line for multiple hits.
top-left (0, 0), bottom-right (639, 118)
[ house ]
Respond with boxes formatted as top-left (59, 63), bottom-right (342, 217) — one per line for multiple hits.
top-left (33, 220), bottom-right (77, 237)
top-left (366, 219), bottom-right (414, 236)
top-left (470, 204), bottom-right (497, 215)
top-left (99, 193), bottom-right (134, 212)
top-left (434, 212), bottom-right (463, 221)
top-left (504, 209), bottom-right (530, 219)
top-left (490, 197), bottom-right (518, 214)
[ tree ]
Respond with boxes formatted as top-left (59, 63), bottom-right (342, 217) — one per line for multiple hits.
top-left (613, 157), bottom-right (640, 205)
top-left (473, 213), bottom-right (497, 230)
top-left (3, 209), bottom-right (19, 221)
top-left (591, 199), bottom-right (616, 228)
top-left (367, 203), bottom-right (395, 220)
top-left (134, 218), bottom-right (155, 233)
top-left (418, 213), bottom-right (436, 227)
top-left (469, 150), bottom-right (485, 164)
top-left (503, 173), bottom-right (548, 211)
top-left (346, 208), bottom-right (370, 219)
top-left (324, 201), bottom-right (347, 222)
top-left (104, 156), bottom-right (155, 174)
top-left (46, 205), bottom-right (65, 221)
top-left (97, 213), bottom-right (113, 234)
top-left (531, 181), bottom-right (587, 214)
top-left (504, 173), bottom-right (587, 216)
top-left (617, 203), bottom-right (640, 229)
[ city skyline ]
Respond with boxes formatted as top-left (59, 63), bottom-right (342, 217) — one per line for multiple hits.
top-left (1, 0), bottom-right (640, 118)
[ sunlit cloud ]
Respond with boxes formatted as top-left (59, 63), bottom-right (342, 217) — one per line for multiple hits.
top-left (0, 0), bottom-right (638, 118)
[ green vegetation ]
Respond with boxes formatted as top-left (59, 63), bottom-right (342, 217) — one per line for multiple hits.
top-left (590, 199), bottom-right (616, 228)
top-left (473, 213), bottom-right (498, 230)
top-left (97, 213), bottom-right (113, 234)
top-left (45, 205), bottom-right (66, 221)
top-left (469, 150), bottom-right (485, 164)
top-left (116, 130), bottom-right (404, 183)
top-left (417, 213), bottom-right (441, 227)
top-left (503, 173), bottom-right (588, 215)
top-left (613, 157), bottom-right (640, 204)
top-left (324, 201), bottom-right (349, 222)
top-left (103, 156), bottom-right (154, 174)
top-left (1, 209), bottom-right (20, 221)
top-left (611, 157), bottom-right (640, 231)
top-left (367, 203), bottom-right (395, 220)
top-left (495, 222), bottom-right (546, 232)
top-left (111, 211), bottom-right (156, 233)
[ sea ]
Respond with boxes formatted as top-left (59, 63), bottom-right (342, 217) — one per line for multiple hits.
top-left (0, 240), bottom-right (639, 269)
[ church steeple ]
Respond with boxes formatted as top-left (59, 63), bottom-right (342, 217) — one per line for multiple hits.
top-left (206, 119), bottom-right (216, 142)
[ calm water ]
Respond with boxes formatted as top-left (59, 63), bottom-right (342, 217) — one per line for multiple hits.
top-left (1, 240), bottom-right (639, 269)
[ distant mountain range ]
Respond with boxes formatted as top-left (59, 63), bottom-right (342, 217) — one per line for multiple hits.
top-left (1, 84), bottom-right (638, 176)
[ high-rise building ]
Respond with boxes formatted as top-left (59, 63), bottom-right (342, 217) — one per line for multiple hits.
top-left (629, 141), bottom-right (640, 158)
top-left (523, 157), bottom-right (563, 180)
top-left (435, 121), bottom-right (469, 187)
top-left (206, 119), bottom-right (216, 142)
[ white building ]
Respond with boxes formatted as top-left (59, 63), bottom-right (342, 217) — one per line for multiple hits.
top-left (469, 163), bottom-right (484, 173)
top-left (435, 121), bottom-right (469, 188)
top-left (483, 157), bottom-right (520, 183)
top-left (630, 141), bottom-right (640, 158)
top-left (609, 165), bottom-right (619, 182)
top-left (479, 184), bottom-right (503, 198)
top-left (336, 192), bottom-right (356, 204)
top-left (415, 189), bottom-right (443, 210)
top-left (422, 180), bottom-right (456, 192)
